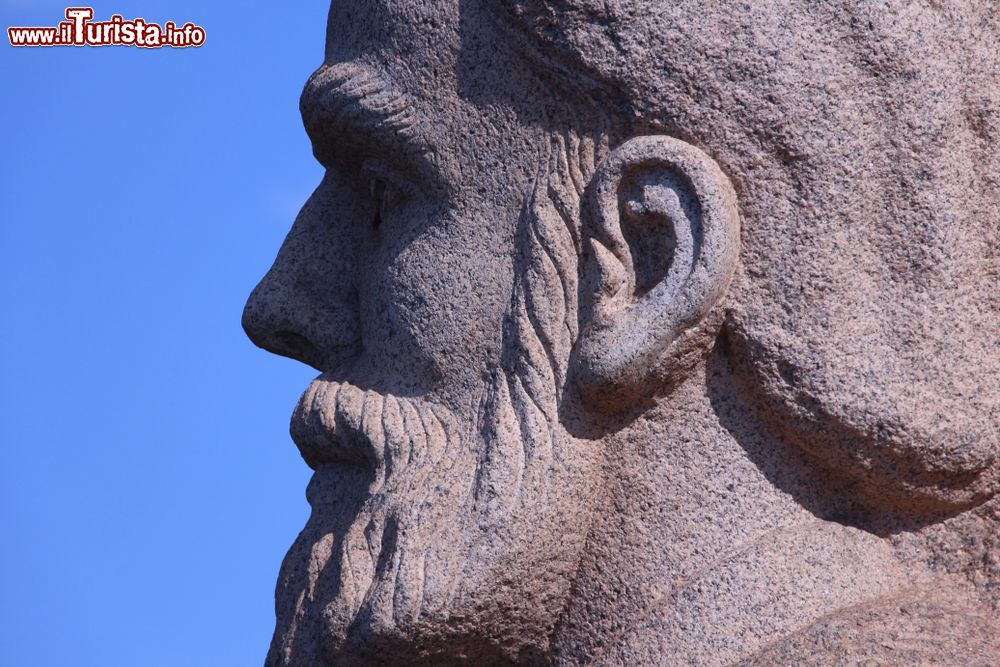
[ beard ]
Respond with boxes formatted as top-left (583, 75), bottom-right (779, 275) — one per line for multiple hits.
top-left (265, 132), bottom-right (605, 666)
top-left (276, 376), bottom-right (491, 660)
top-left (267, 370), bottom-right (586, 666)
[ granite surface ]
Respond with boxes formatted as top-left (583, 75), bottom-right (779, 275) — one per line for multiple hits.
top-left (242, 1), bottom-right (1000, 664)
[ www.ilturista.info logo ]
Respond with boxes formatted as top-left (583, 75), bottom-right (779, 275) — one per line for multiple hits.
top-left (8, 7), bottom-right (205, 48)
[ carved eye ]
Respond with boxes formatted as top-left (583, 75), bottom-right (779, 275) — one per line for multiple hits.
top-left (361, 159), bottom-right (410, 232)
top-left (369, 176), bottom-right (387, 230)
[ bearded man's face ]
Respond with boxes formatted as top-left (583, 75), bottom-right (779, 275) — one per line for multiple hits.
top-left (243, 2), bottom-right (602, 664)
top-left (243, 0), bottom-right (1000, 664)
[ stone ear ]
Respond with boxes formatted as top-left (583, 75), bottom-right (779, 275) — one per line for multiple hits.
top-left (574, 136), bottom-right (741, 412)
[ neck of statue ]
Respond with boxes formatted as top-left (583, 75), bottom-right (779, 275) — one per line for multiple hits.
top-left (551, 346), bottom-right (909, 666)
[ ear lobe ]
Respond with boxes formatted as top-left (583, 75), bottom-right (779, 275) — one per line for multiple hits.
top-left (574, 135), bottom-right (741, 412)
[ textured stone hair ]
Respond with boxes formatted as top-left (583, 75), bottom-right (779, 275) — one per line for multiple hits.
top-left (473, 129), bottom-right (605, 521)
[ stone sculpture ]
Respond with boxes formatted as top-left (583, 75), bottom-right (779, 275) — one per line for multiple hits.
top-left (243, 1), bottom-right (1000, 664)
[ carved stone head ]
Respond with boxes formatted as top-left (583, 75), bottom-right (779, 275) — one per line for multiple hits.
top-left (243, 1), bottom-right (1000, 664)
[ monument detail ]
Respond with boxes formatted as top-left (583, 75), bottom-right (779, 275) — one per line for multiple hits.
top-left (244, 2), bottom-right (1000, 664)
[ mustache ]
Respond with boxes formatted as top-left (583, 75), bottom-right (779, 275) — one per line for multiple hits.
top-left (290, 376), bottom-right (456, 475)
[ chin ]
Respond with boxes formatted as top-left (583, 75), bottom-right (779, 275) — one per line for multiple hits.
top-left (274, 536), bottom-right (565, 667)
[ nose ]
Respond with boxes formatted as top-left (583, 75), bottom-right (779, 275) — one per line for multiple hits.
top-left (243, 169), bottom-right (368, 372)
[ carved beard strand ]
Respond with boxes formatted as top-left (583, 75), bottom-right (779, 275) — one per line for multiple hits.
top-left (266, 132), bottom-right (605, 666)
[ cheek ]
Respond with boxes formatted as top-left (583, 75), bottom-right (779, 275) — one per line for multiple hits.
top-left (361, 204), bottom-right (517, 401)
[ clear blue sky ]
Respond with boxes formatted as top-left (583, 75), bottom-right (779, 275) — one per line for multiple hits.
top-left (1, 3), bottom-right (331, 665)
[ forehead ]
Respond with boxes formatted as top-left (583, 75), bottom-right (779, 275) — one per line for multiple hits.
top-left (322, 0), bottom-right (552, 184)
top-left (323, 0), bottom-right (463, 162)
top-left (326, 1), bottom-right (460, 87)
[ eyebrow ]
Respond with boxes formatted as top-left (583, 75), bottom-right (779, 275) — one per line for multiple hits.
top-left (300, 61), bottom-right (437, 174)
